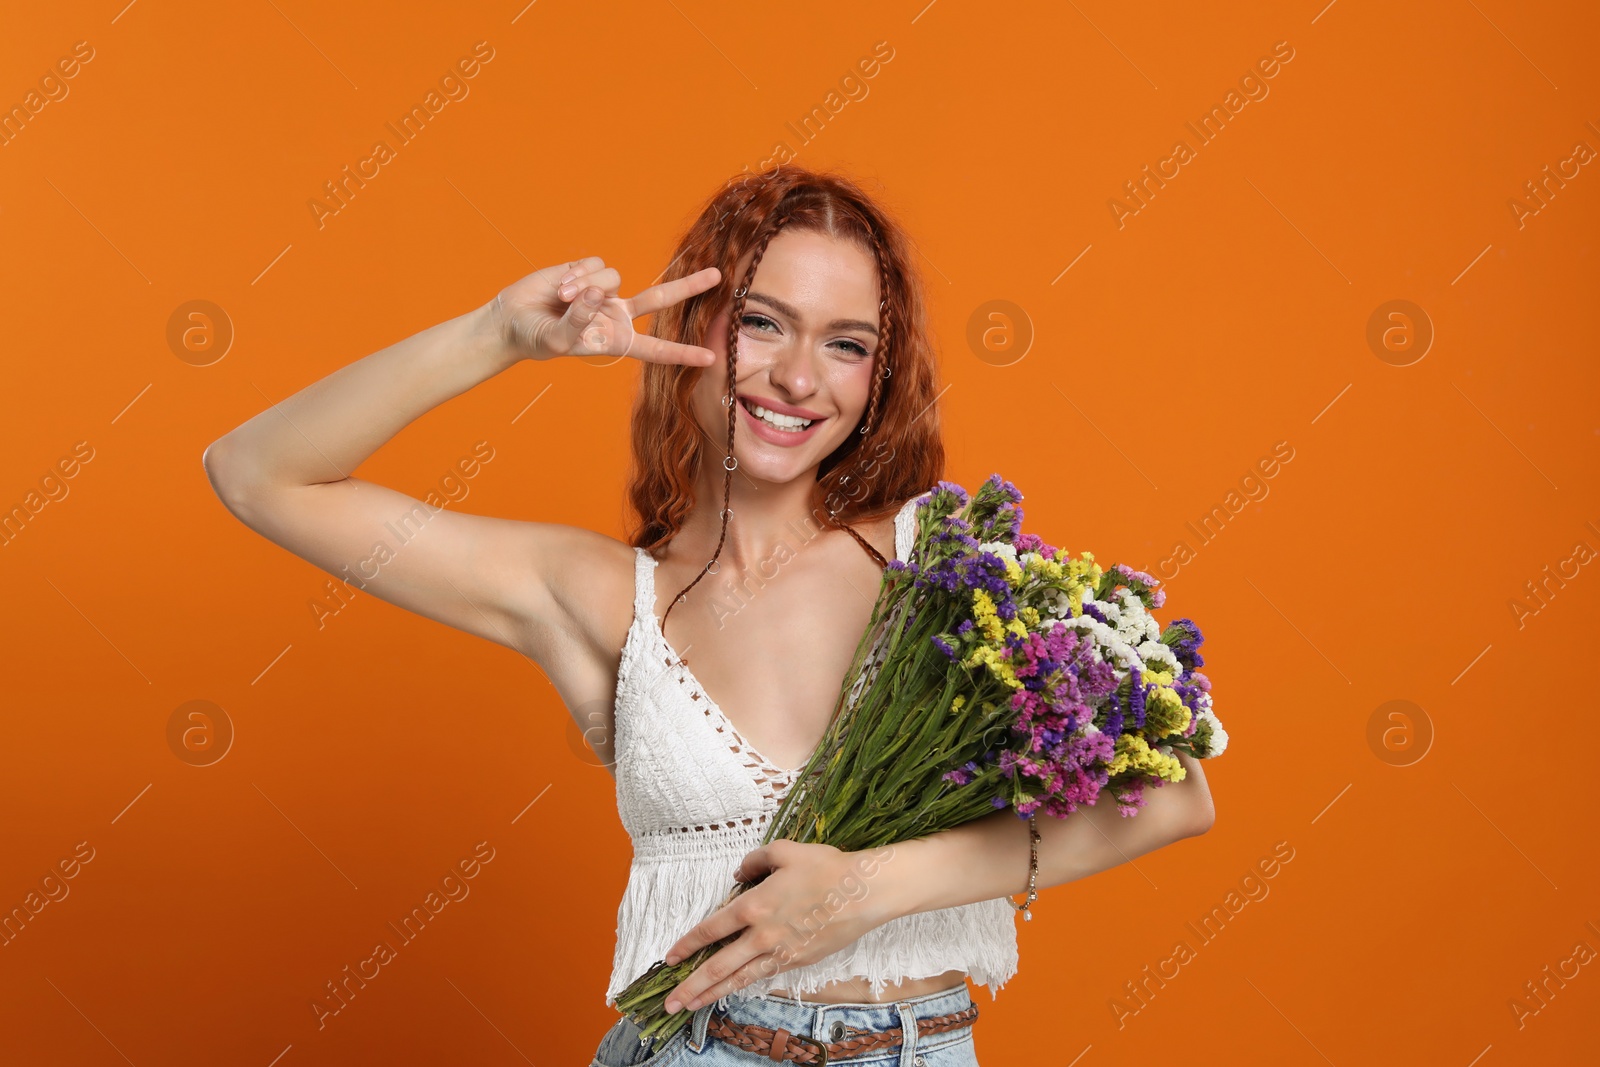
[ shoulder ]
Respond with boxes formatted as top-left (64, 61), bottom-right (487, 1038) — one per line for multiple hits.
top-left (855, 494), bottom-right (927, 562)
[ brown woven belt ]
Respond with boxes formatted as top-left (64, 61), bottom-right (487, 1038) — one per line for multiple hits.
top-left (704, 1002), bottom-right (979, 1063)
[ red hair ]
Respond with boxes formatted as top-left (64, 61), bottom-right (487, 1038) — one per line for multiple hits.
top-left (625, 165), bottom-right (947, 575)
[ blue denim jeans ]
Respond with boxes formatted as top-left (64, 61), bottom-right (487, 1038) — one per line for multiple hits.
top-left (590, 984), bottom-right (981, 1066)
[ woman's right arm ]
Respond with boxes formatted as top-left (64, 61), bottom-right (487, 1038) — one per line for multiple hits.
top-left (200, 258), bottom-right (721, 659)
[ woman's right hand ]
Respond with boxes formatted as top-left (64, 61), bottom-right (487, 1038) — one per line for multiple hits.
top-left (488, 257), bottom-right (722, 365)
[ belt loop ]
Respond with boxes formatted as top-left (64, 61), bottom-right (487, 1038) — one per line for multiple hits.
top-left (895, 1001), bottom-right (918, 1067)
top-left (687, 1002), bottom-right (714, 1053)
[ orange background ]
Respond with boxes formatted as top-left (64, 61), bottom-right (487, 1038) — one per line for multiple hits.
top-left (2, 1), bottom-right (1596, 1064)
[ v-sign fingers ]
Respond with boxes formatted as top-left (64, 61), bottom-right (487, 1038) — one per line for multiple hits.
top-left (627, 266), bottom-right (723, 318)
top-left (622, 331), bottom-right (717, 366)
top-left (556, 293), bottom-right (710, 364)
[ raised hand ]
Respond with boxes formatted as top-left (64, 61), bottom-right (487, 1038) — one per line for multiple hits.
top-left (489, 257), bottom-right (722, 364)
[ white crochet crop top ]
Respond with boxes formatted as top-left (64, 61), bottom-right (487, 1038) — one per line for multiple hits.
top-left (604, 494), bottom-right (1019, 1006)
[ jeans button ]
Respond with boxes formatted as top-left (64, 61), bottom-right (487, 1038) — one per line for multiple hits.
top-left (913, 1056), bottom-right (927, 1066)
top-left (829, 1020), bottom-right (846, 1041)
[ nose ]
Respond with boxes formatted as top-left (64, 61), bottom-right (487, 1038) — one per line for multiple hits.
top-left (765, 335), bottom-right (819, 401)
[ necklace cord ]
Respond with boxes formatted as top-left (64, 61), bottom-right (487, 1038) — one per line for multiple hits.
top-left (660, 193), bottom-right (893, 652)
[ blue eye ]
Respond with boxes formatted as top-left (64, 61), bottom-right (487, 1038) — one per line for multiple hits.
top-left (742, 314), bottom-right (869, 357)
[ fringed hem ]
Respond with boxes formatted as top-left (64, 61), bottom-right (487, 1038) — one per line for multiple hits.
top-left (607, 890), bottom-right (1019, 1007)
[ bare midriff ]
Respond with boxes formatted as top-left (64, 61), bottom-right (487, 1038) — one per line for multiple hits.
top-left (768, 968), bottom-right (968, 1003)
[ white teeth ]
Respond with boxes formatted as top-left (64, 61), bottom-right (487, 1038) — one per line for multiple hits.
top-left (746, 401), bottom-right (813, 431)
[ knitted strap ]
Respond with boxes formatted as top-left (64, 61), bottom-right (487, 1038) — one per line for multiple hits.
top-left (706, 1002), bottom-right (979, 1063)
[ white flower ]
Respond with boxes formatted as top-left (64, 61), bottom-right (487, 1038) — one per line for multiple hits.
top-left (1197, 708), bottom-right (1228, 757)
top-left (1136, 640), bottom-right (1182, 675)
top-left (978, 540), bottom-right (1017, 563)
top-left (1058, 616), bottom-right (1135, 670)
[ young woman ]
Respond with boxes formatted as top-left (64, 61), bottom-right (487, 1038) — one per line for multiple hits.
top-left (204, 166), bottom-right (1214, 1066)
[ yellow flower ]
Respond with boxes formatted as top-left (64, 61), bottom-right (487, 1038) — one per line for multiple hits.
top-left (1106, 733), bottom-right (1145, 776)
top-left (1019, 606), bottom-right (1040, 627)
top-left (1108, 734), bottom-right (1186, 781)
top-left (1143, 686), bottom-right (1192, 739)
top-left (972, 590), bottom-right (1005, 643)
top-left (961, 645), bottom-right (1022, 688)
top-left (1026, 556), bottom-right (1065, 581)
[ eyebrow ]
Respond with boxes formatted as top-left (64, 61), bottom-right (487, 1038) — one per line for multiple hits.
top-left (746, 291), bottom-right (879, 336)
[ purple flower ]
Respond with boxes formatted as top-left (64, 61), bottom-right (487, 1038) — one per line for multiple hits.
top-left (1015, 532), bottom-right (1055, 557)
top-left (1128, 666), bottom-right (1147, 730)
top-left (1159, 618), bottom-right (1206, 670)
top-left (1112, 562), bottom-right (1159, 587)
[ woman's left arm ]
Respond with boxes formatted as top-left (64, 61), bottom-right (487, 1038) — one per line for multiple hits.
top-left (879, 752), bottom-right (1214, 920)
top-left (660, 754), bottom-right (1215, 1012)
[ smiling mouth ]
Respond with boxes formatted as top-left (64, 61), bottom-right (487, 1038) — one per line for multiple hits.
top-left (739, 396), bottom-right (822, 433)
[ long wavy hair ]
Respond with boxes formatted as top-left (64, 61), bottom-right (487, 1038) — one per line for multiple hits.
top-left (625, 164), bottom-right (946, 630)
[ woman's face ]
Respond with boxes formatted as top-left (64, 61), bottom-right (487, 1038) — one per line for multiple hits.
top-left (691, 228), bottom-right (882, 488)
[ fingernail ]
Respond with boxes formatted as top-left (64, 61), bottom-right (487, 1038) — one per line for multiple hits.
top-left (559, 283), bottom-right (577, 299)
top-left (664, 999), bottom-right (680, 1013)
top-left (558, 272), bottom-right (576, 286)
top-left (584, 288), bottom-right (601, 304)
top-left (664, 954), bottom-right (679, 965)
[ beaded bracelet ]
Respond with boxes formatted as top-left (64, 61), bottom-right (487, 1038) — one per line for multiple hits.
top-left (1008, 813), bottom-right (1040, 921)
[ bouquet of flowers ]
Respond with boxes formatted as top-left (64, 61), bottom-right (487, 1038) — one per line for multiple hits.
top-left (615, 475), bottom-right (1227, 1039)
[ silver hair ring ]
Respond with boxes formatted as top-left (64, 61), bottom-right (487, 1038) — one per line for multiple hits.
top-left (706, 560), bottom-right (721, 574)
top-left (724, 455), bottom-right (739, 471)
top-left (734, 286), bottom-right (748, 298)
top-left (722, 507), bottom-right (734, 519)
